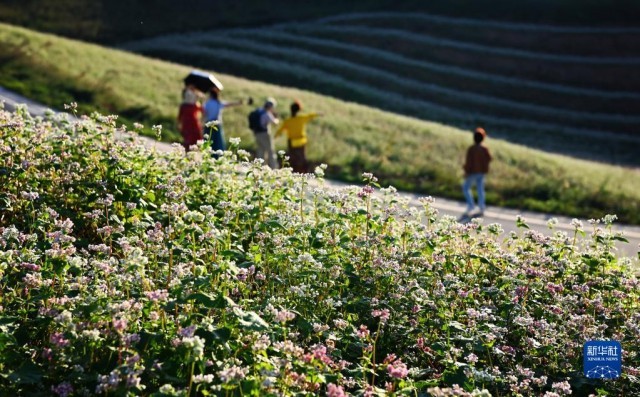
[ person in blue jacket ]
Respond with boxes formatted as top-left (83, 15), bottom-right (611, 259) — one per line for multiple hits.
top-left (203, 86), bottom-right (249, 157)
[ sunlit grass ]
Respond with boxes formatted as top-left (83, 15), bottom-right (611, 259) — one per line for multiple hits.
top-left (1, 22), bottom-right (639, 224)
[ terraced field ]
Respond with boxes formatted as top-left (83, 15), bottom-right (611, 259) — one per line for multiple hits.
top-left (123, 12), bottom-right (640, 165)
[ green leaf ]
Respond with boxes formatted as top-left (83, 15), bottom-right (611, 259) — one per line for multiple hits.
top-left (447, 321), bottom-right (467, 333)
top-left (211, 327), bottom-right (232, 342)
top-left (516, 218), bottom-right (530, 229)
top-left (470, 254), bottom-right (491, 265)
top-left (234, 308), bottom-right (269, 331)
top-left (0, 332), bottom-right (17, 350)
top-left (185, 292), bottom-right (231, 309)
top-left (221, 249), bottom-right (245, 262)
top-left (196, 327), bottom-right (232, 345)
top-left (109, 214), bottom-right (123, 225)
top-left (265, 220), bottom-right (285, 230)
top-left (0, 316), bottom-right (19, 326)
top-left (414, 379), bottom-right (439, 389)
top-left (138, 330), bottom-right (164, 348)
top-left (442, 365), bottom-right (470, 387)
top-left (241, 379), bottom-right (261, 395)
top-left (0, 194), bottom-right (13, 211)
top-left (8, 361), bottom-right (43, 385)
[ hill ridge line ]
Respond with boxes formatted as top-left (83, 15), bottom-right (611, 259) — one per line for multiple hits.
top-left (221, 28), bottom-right (640, 101)
top-left (286, 24), bottom-right (640, 65)
top-left (317, 12), bottom-right (640, 34)
top-left (125, 28), bottom-right (640, 101)
top-left (187, 33), bottom-right (640, 124)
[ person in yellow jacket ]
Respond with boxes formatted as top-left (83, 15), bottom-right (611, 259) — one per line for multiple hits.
top-left (275, 100), bottom-right (322, 173)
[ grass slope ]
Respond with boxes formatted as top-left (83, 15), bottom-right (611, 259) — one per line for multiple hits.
top-left (1, 22), bottom-right (640, 225)
top-left (121, 15), bottom-right (640, 167)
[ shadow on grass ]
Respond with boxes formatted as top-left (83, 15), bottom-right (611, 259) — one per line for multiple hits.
top-left (0, 39), bottom-right (180, 142)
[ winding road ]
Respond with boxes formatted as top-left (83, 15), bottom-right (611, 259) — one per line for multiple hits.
top-left (2, 86), bottom-right (639, 264)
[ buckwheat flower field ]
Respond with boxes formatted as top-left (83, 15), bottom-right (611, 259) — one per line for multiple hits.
top-left (0, 107), bottom-right (638, 396)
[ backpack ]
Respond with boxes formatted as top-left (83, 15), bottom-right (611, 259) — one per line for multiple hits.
top-left (248, 108), bottom-right (267, 133)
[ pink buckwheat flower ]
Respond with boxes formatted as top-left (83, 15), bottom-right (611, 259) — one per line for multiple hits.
top-left (383, 353), bottom-right (397, 364)
top-left (20, 262), bottom-right (41, 271)
top-left (465, 353), bottom-right (479, 364)
top-left (326, 383), bottom-right (346, 397)
top-left (551, 380), bottom-right (572, 395)
top-left (113, 318), bottom-right (128, 333)
top-left (275, 309), bottom-right (296, 323)
top-left (387, 359), bottom-right (409, 379)
top-left (357, 185), bottom-right (375, 198)
top-left (356, 324), bottom-right (370, 339)
top-left (50, 332), bottom-right (70, 348)
top-left (42, 347), bottom-right (53, 361)
top-left (364, 386), bottom-right (375, 397)
top-left (372, 308), bottom-right (391, 323)
top-left (145, 289), bottom-right (169, 302)
top-left (218, 365), bottom-right (247, 382)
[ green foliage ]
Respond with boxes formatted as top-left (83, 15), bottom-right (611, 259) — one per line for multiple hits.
top-left (0, 107), bottom-right (639, 396)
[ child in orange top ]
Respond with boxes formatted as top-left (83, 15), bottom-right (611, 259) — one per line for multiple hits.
top-left (276, 100), bottom-right (321, 173)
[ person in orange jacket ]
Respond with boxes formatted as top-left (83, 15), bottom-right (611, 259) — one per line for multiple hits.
top-left (462, 127), bottom-right (492, 216)
top-left (275, 100), bottom-right (322, 173)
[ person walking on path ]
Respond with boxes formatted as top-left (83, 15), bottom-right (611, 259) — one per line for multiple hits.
top-left (203, 86), bottom-right (250, 157)
top-left (275, 100), bottom-right (321, 173)
top-left (462, 127), bottom-right (492, 216)
top-left (250, 98), bottom-right (280, 169)
top-left (177, 84), bottom-right (204, 151)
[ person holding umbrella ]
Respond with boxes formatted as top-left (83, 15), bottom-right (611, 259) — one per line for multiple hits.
top-left (177, 82), bottom-right (204, 152)
top-left (178, 70), bottom-right (223, 152)
top-left (184, 70), bottom-right (223, 93)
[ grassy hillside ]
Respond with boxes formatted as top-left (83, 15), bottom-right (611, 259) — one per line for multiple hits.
top-left (1, 0), bottom-right (639, 43)
top-left (3, 1), bottom-right (639, 166)
top-left (122, 13), bottom-right (640, 167)
top-left (1, 22), bottom-right (640, 225)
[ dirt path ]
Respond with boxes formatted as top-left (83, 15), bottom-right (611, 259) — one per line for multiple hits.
top-left (2, 87), bottom-right (639, 263)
